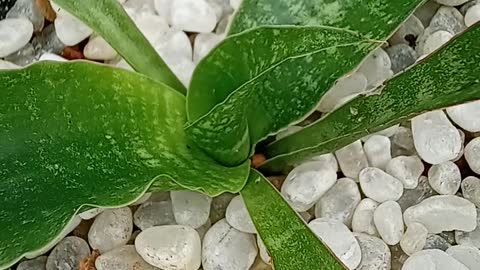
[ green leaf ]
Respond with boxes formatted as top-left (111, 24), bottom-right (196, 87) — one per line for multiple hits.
top-left (0, 62), bottom-right (249, 269)
top-left (54, 0), bottom-right (186, 93)
top-left (186, 0), bottom-right (425, 165)
top-left (262, 23), bottom-right (480, 173)
top-left (241, 170), bottom-right (345, 270)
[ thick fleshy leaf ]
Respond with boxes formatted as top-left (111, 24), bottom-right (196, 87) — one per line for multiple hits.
top-left (241, 170), bottom-right (344, 270)
top-left (186, 26), bottom-right (378, 165)
top-left (0, 62), bottom-right (249, 269)
top-left (186, 0), bottom-right (425, 165)
top-left (262, 23), bottom-right (480, 173)
top-left (54, 0), bottom-right (186, 93)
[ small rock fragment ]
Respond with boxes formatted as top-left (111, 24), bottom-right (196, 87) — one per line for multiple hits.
top-left (400, 222), bottom-right (428, 255)
top-left (386, 44), bottom-right (418, 73)
top-left (363, 135), bottom-right (392, 170)
top-left (374, 201), bottom-right (404, 245)
top-left (359, 167), bottom-right (404, 202)
top-left (386, 155), bottom-right (424, 189)
top-left (335, 140), bottom-right (369, 181)
top-left (354, 233), bottom-right (391, 270)
top-left (318, 72), bottom-right (368, 113)
top-left (352, 198), bottom-right (379, 236)
top-left (0, 18), bottom-right (33, 57)
top-left (358, 48), bottom-right (393, 87)
top-left (170, 0), bottom-right (217, 33)
top-left (226, 195), bottom-right (256, 233)
top-left (428, 161), bottom-right (461, 195)
top-left (424, 234), bottom-right (452, 251)
top-left (88, 207), bottom-right (133, 253)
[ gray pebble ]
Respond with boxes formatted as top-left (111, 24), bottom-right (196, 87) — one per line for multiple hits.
top-left (133, 201), bottom-right (176, 231)
top-left (46, 236), bottom-right (90, 270)
top-left (17, 256), bottom-right (47, 270)
top-left (423, 234), bottom-right (452, 251)
top-left (430, 6), bottom-right (466, 34)
top-left (386, 44), bottom-right (418, 73)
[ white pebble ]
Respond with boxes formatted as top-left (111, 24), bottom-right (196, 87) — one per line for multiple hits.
top-left (461, 176), bottom-right (480, 208)
top-left (171, 191), bottom-right (212, 229)
top-left (363, 135), bottom-right (392, 170)
top-left (465, 4), bottom-right (480, 27)
top-left (202, 219), bottom-right (257, 270)
top-left (88, 207), bottom-right (133, 253)
top-left (402, 249), bottom-right (469, 270)
top-left (0, 18), bottom-right (33, 57)
top-left (132, 12), bottom-right (169, 43)
top-left (153, 0), bottom-right (172, 22)
top-left (430, 6), bottom-right (466, 34)
top-left (52, 3), bottom-right (93, 46)
top-left (38, 53), bottom-right (67, 62)
top-left (434, 0), bottom-right (469, 6)
top-left (400, 222), bottom-right (428, 255)
top-left (96, 245), bottom-right (155, 270)
top-left (305, 153), bottom-right (338, 172)
top-left (170, 0), bottom-right (217, 33)
top-left (335, 140), bottom-right (369, 181)
top-left (308, 218), bottom-right (362, 269)
top-left (281, 161), bottom-right (337, 212)
top-left (17, 256), bottom-right (47, 270)
top-left (84, 35), bottom-right (117, 60)
top-left (352, 198), bottom-right (379, 236)
top-left (225, 195), bottom-right (256, 233)
top-left (412, 110), bottom-right (462, 165)
top-left (386, 155), bottom-right (424, 189)
top-left (358, 48), bottom-right (393, 88)
top-left (359, 167), bottom-right (404, 202)
top-left (318, 72), bottom-right (368, 113)
top-left (354, 233), bottom-right (391, 270)
top-left (374, 201), bottom-right (404, 245)
top-left (455, 208), bottom-right (480, 248)
top-left (193, 33), bottom-right (223, 63)
top-left (446, 245), bottom-right (480, 270)
top-left (135, 225), bottom-right (201, 270)
top-left (314, 178), bottom-right (361, 228)
top-left (403, 195), bottom-right (477, 233)
top-left (257, 236), bottom-right (271, 264)
top-left (446, 101), bottom-right (480, 132)
top-left (428, 161), bottom-right (461, 195)
top-left (422, 30), bottom-right (453, 55)
top-left (465, 137), bottom-right (480, 174)
top-left (133, 200), bottom-right (176, 230)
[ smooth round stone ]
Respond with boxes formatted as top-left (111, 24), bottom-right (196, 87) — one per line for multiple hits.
top-left (424, 234), bottom-right (452, 251)
top-left (46, 236), bottom-right (90, 270)
top-left (354, 233), bottom-right (391, 270)
top-left (304, 153), bottom-right (338, 172)
top-left (465, 137), bottom-right (480, 174)
top-left (374, 201), bottom-right (404, 245)
top-left (206, 0), bottom-right (231, 20)
top-left (309, 218), bottom-right (361, 269)
top-left (358, 48), bottom-right (393, 87)
top-left (446, 101), bottom-right (480, 132)
top-left (153, 0), bottom-right (172, 21)
top-left (352, 198), bottom-right (379, 236)
top-left (335, 140), bottom-right (369, 181)
top-left (53, 5), bottom-right (93, 46)
top-left (166, 57), bottom-right (196, 87)
top-left (386, 44), bottom-right (418, 74)
top-left (79, 208), bottom-right (104, 220)
top-left (257, 237), bottom-right (271, 264)
top-left (0, 59), bottom-right (20, 69)
top-left (428, 161), bottom-right (461, 195)
top-left (389, 15), bottom-right (425, 45)
top-left (17, 256), bottom-right (47, 270)
top-left (0, 18), bottom-right (33, 57)
top-left (412, 110), bottom-right (461, 165)
top-left (392, 126), bottom-right (415, 153)
top-left (209, 193), bottom-right (235, 224)
top-left (6, 0), bottom-right (44, 31)
top-left (386, 155), bottom-right (424, 189)
top-left (400, 222), bottom-right (428, 255)
top-left (402, 249), bottom-right (469, 270)
top-left (397, 176), bottom-right (437, 211)
top-left (133, 201), bottom-right (176, 230)
top-left (359, 167), bottom-right (404, 202)
top-left (460, 0), bottom-right (480, 14)
top-left (124, 0), bottom-right (156, 16)
top-left (455, 208), bottom-right (480, 248)
top-left (461, 176), bottom-right (480, 208)
top-left (135, 225), bottom-right (201, 270)
top-left (202, 219), bottom-right (257, 270)
top-left (451, 129), bottom-right (465, 162)
top-left (130, 192), bottom-right (152, 206)
top-left (226, 195), bottom-right (256, 233)
top-left (280, 161), bottom-right (337, 212)
top-left (170, 0), bottom-right (217, 33)
top-left (193, 33), bottom-right (223, 63)
top-left (84, 36), bottom-right (117, 60)
top-left (446, 245), bottom-right (480, 269)
top-left (434, 0), bottom-right (469, 6)
top-left (422, 30), bottom-right (453, 55)
top-left (429, 6), bottom-right (466, 34)
top-left (403, 195), bottom-right (477, 233)
top-left (171, 191), bottom-right (212, 229)
top-left (314, 178), bottom-right (361, 228)
top-left (96, 245), bottom-right (155, 270)
top-left (317, 72), bottom-right (368, 113)
top-left (465, 4), bottom-right (480, 27)
top-left (132, 12), bottom-right (169, 43)
top-left (88, 207), bottom-right (133, 253)
top-left (414, 0), bottom-right (440, 27)
top-left (363, 135), bottom-right (392, 170)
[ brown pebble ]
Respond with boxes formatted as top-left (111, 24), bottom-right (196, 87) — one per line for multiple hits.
top-left (36, 0), bottom-right (56, 21)
top-left (63, 46), bottom-right (85, 60)
top-left (251, 154), bottom-right (266, 168)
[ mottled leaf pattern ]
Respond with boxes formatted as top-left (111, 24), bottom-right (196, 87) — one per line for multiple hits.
top-left (241, 170), bottom-right (345, 270)
top-left (262, 23), bottom-right (480, 173)
top-left (0, 62), bottom-right (249, 269)
top-left (54, 0), bottom-right (186, 93)
top-left (186, 0), bottom-right (425, 165)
